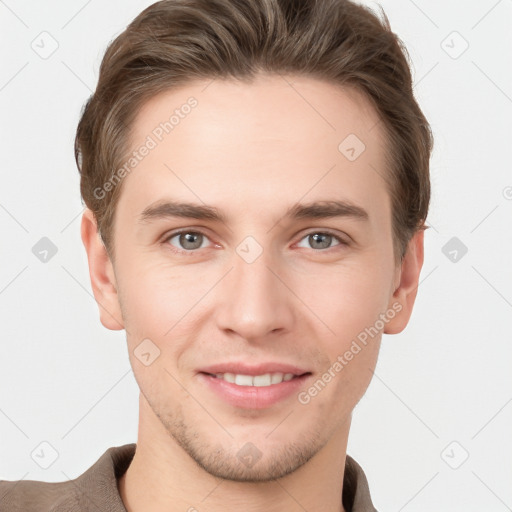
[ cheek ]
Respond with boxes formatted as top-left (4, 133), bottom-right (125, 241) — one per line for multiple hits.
top-left (118, 258), bottom-right (191, 326)
top-left (328, 343), bottom-right (380, 417)
top-left (117, 260), bottom-right (210, 367)
top-left (291, 260), bottom-right (389, 403)
top-left (294, 261), bottom-right (391, 341)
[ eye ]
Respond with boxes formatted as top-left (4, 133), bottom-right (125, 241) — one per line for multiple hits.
top-left (296, 231), bottom-right (348, 251)
top-left (164, 230), bottom-right (212, 254)
top-left (162, 229), bottom-right (349, 256)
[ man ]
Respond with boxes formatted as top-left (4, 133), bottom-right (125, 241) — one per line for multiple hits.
top-left (0, 0), bottom-right (432, 510)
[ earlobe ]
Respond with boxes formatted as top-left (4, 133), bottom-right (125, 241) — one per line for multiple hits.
top-left (80, 208), bottom-right (125, 331)
top-left (384, 229), bottom-right (425, 335)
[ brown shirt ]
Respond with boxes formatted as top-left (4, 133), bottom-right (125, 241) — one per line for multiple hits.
top-left (0, 443), bottom-right (378, 511)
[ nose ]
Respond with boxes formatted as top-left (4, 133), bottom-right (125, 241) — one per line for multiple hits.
top-left (214, 246), bottom-right (296, 343)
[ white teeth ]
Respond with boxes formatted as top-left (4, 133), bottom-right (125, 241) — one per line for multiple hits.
top-left (253, 374), bottom-right (272, 387)
top-left (271, 372), bottom-right (284, 384)
top-left (213, 372), bottom-right (298, 386)
top-left (235, 374), bottom-right (254, 386)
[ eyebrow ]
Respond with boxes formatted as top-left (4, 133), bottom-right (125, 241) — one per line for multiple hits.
top-left (137, 199), bottom-right (369, 224)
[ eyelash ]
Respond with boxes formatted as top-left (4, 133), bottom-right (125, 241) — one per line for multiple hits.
top-left (162, 229), bottom-right (349, 256)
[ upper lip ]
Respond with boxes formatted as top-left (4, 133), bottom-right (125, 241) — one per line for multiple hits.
top-left (198, 362), bottom-right (311, 376)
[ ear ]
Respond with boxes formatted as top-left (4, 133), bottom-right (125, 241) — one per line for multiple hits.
top-left (80, 208), bottom-right (124, 331)
top-left (384, 229), bottom-right (425, 335)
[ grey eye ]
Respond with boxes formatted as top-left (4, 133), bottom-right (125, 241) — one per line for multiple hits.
top-left (168, 232), bottom-right (208, 251)
top-left (296, 232), bottom-right (341, 250)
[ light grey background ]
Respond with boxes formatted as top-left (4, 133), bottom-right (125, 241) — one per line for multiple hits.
top-left (1, 1), bottom-right (511, 511)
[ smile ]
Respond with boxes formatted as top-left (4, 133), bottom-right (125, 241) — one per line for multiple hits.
top-left (207, 372), bottom-right (297, 386)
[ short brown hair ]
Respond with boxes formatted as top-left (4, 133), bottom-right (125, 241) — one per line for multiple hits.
top-left (75, 0), bottom-right (433, 264)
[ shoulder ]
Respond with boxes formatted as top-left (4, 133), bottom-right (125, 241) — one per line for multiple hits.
top-left (0, 478), bottom-right (79, 511)
top-left (344, 454), bottom-right (379, 512)
top-left (0, 443), bottom-right (136, 512)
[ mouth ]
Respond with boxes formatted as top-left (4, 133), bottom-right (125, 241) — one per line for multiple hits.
top-left (201, 371), bottom-right (310, 387)
top-left (196, 364), bottom-right (313, 409)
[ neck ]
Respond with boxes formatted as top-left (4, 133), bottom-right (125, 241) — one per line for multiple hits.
top-left (118, 394), bottom-right (350, 512)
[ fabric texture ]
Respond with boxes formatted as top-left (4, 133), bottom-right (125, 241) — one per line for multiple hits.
top-left (0, 443), bottom-right (377, 511)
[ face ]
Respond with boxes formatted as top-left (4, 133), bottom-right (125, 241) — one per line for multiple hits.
top-left (86, 74), bottom-right (418, 482)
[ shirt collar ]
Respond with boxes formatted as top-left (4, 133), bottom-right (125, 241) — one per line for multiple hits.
top-left (79, 443), bottom-right (376, 512)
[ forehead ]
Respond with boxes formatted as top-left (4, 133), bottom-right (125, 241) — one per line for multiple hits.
top-left (132, 73), bottom-right (383, 151)
top-left (118, 73), bottom-right (390, 225)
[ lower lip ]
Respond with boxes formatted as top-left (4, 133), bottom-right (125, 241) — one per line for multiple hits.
top-left (197, 373), bottom-right (311, 410)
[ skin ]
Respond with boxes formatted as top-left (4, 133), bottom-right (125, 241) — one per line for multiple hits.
top-left (81, 74), bottom-right (424, 512)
